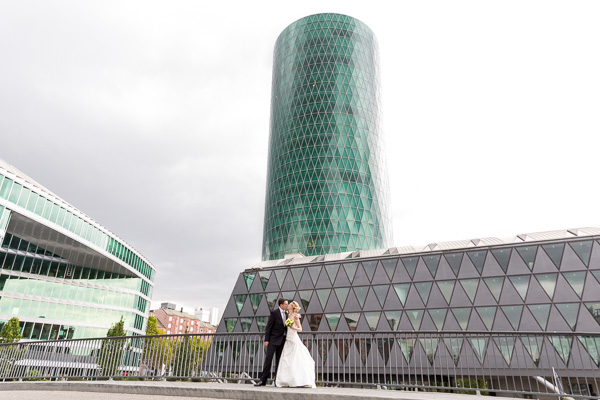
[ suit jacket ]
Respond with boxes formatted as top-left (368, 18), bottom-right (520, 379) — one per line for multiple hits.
top-left (264, 307), bottom-right (288, 346)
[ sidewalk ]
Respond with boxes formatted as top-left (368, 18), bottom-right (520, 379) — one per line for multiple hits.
top-left (0, 380), bottom-right (515, 400)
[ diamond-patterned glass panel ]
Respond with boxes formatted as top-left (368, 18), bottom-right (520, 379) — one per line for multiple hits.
top-left (414, 282), bottom-right (433, 304)
top-left (476, 306), bottom-right (497, 331)
top-left (344, 263), bottom-right (358, 282)
top-left (362, 261), bottom-right (377, 282)
top-left (569, 241), bottom-right (592, 266)
top-left (384, 311), bottom-right (402, 330)
top-left (353, 287), bottom-right (369, 308)
top-left (398, 338), bottom-right (415, 362)
top-left (428, 309), bottom-right (447, 330)
top-left (508, 275), bottom-right (530, 301)
top-left (256, 316), bottom-right (268, 332)
top-left (528, 304), bottom-right (551, 330)
top-left (550, 336), bottom-right (572, 365)
top-left (258, 271), bottom-right (271, 290)
top-left (535, 273), bottom-right (558, 299)
top-left (243, 273), bottom-right (255, 291)
top-left (444, 337), bottom-right (463, 366)
top-left (234, 295), bottom-right (247, 314)
top-left (470, 338), bottom-right (488, 364)
top-left (406, 310), bottom-right (424, 330)
top-left (459, 279), bottom-right (479, 303)
top-left (373, 285), bottom-right (389, 307)
top-left (444, 253), bottom-right (463, 276)
top-left (556, 303), bottom-right (579, 330)
top-left (326, 313), bottom-right (341, 331)
top-left (493, 337), bottom-right (515, 365)
top-left (298, 290), bottom-right (313, 311)
top-left (393, 283), bottom-right (410, 306)
top-left (262, 13), bottom-right (392, 260)
top-left (240, 317), bottom-right (253, 333)
top-left (578, 336), bottom-right (600, 366)
top-left (334, 287), bottom-right (350, 308)
top-left (437, 280), bottom-right (455, 304)
top-left (422, 255), bottom-right (441, 277)
top-left (491, 248), bottom-right (511, 273)
top-left (516, 246), bottom-right (537, 271)
top-left (467, 251), bottom-right (486, 275)
top-left (563, 272), bottom-right (586, 298)
top-left (483, 277), bottom-right (504, 302)
top-left (501, 305), bottom-right (523, 330)
top-left (401, 257), bottom-right (418, 279)
top-left (452, 308), bottom-right (471, 331)
top-left (541, 243), bottom-right (565, 268)
top-left (265, 293), bottom-right (279, 310)
top-left (364, 312), bottom-right (380, 331)
top-left (325, 264), bottom-right (339, 284)
top-left (521, 336), bottom-right (544, 365)
top-left (344, 312), bottom-right (360, 330)
top-left (584, 303), bottom-right (600, 325)
top-left (419, 338), bottom-right (439, 366)
top-left (249, 294), bottom-right (262, 314)
top-left (381, 259), bottom-right (397, 280)
top-left (225, 318), bottom-right (237, 333)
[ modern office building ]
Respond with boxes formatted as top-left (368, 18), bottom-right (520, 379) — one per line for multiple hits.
top-left (262, 13), bottom-right (392, 261)
top-left (0, 158), bottom-right (155, 340)
top-left (221, 228), bottom-right (600, 379)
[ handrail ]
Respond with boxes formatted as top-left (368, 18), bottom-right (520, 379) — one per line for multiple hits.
top-left (0, 331), bottom-right (598, 399)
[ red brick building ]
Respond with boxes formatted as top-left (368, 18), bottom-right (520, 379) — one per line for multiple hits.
top-left (151, 307), bottom-right (216, 335)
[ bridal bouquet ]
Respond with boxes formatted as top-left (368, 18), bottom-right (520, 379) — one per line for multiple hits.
top-left (284, 318), bottom-right (294, 327)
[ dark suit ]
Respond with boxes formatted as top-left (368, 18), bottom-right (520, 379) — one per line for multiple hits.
top-left (259, 307), bottom-right (288, 383)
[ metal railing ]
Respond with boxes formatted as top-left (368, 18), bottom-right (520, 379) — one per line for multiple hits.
top-left (1, 331), bottom-right (598, 399)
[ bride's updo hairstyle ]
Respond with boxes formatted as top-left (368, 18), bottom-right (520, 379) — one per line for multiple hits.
top-left (290, 301), bottom-right (301, 313)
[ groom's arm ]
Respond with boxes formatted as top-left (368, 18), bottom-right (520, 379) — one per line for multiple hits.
top-left (264, 311), bottom-right (275, 345)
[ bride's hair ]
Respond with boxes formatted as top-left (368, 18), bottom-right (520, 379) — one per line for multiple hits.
top-left (290, 301), bottom-right (301, 313)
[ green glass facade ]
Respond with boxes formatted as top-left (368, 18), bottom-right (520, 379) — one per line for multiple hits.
top-left (262, 13), bottom-right (392, 260)
top-left (0, 160), bottom-right (154, 340)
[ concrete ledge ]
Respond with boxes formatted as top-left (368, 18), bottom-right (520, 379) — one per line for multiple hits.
top-left (0, 381), bottom-right (515, 400)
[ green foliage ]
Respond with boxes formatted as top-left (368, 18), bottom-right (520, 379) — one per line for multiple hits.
top-left (107, 316), bottom-right (126, 337)
top-left (24, 369), bottom-right (48, 381)
top-left (0, 317), bottom-right (22, 344)
top-left (171, 336), bottom-right (210, 377)
top-left (146, 316), bottom-right (160, 335)
top-left (455, 378), bottom-right (489, 395)
top-left (143, 318), bottom-right (170, 374)
top-left (97, 316), bottom-right (127, 377)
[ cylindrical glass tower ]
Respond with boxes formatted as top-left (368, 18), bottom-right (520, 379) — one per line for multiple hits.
top-left (262, 13), bottom-right (392, 261)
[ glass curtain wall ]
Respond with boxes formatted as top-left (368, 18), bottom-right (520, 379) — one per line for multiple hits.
top-left (262, 13), bottom-right (392, 260)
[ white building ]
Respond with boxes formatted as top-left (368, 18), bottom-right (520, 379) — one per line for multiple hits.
top-left (194, 307), bottom-right (219, 326)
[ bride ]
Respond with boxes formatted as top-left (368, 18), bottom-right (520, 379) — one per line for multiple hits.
top-left (275, 301), bottom-right (316, 388)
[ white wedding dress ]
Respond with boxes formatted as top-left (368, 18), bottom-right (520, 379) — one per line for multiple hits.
top-left (275, 321), bottom-right (316, 388)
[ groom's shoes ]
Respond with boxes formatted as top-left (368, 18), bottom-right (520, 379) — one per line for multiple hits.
top-left (254, 380), bottom-right (267, 387)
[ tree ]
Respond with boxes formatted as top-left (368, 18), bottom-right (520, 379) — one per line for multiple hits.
top-left (143, 316), bottom-right (171, 376)
top-left (97, 316), bottom-right (128, 377)
top-left (107, 316), bottom-right (126, 337)
top-left (0, 317), bottom-right (24, 377)
top-left (171, 333), bottom-right (210, 378)
top-left (146, 316), bottom-right (163, 335)
top-left (0, 317), bottom-right (22, 344)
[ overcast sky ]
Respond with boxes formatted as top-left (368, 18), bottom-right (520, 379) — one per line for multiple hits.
top-left (1, 1), bottom-right (599, 318)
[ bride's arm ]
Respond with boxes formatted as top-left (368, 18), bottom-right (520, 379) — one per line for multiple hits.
top-left (293, 314), bottom-right (302, 332)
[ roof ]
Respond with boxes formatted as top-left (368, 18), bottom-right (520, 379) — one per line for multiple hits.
top-left (0, 157), bottom-right (154, 270)
top-left (249, 227), bottom-right (600, 269)
top-left (155, 308), bottom-right (199, 320)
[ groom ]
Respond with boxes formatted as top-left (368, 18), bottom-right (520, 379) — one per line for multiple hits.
top-left (255, 298), bottom-right (288, 386)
